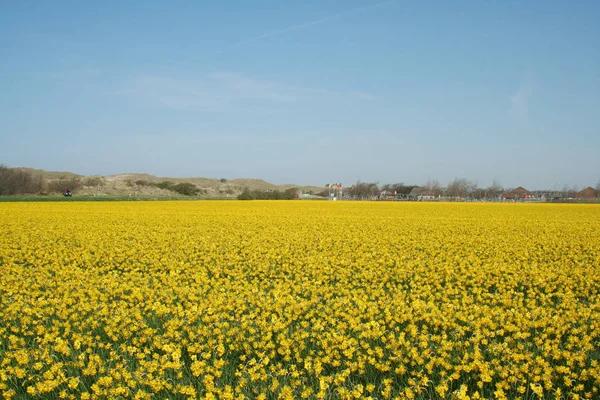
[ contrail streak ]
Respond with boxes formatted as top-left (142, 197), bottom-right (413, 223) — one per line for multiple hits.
top-left (232, 0), bottom-right (396, 47)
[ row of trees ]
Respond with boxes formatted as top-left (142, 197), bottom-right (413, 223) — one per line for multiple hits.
top-left (238, 187), bottom-right (298, 200)
top-left (0, 165), bottom-right (111, 195)
top-left (344, 178), bottom-right (600, 200)
top-left (343, 179), bottom-right (509, 200)
top-left (444, 178), bottom-right (504, 200)
top-left (341, 182), bottom-right (419, 199)
top-left (0, 165), bottom-right (44, 195)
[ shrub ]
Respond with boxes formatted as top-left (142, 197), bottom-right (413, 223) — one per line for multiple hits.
top-left (135, 179), bottom-right (153, 187)
top-left (172, 183), bottom-right (201, 196)
top-left (284, 187), bottom-right (299, 200)
top-left (237, 188), bottom-right (254, 200)
top-left (237, 187), bottom-right (298, 200)
top-left (47, 176), bottom-right (82, 193)
top-left (155, 181), bottom-right (175, 190)
top-left (0, 165), bottom-right (44, 195)
top-left (83, 176), bottom-right (105, 187)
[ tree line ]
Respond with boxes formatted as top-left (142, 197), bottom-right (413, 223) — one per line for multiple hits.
top-left (0, 165), bottom-right (113, 195)
top-left (0, 165), bottom-right (45, 195)
top-left (341, 178), bottom-right (506, 200)
top-left (237, 187), bottom-right (298, 200)
top-left (341, 178), bottom-right (600, 200)
top-left (2, 164), bottom-right (599, 199)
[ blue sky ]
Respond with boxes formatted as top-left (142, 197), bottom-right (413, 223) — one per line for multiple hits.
top-left (1, 0), bottom-right (599, 189)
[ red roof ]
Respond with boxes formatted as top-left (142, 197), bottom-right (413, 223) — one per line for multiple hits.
top-left (576, 187), bottom-right (599, 199)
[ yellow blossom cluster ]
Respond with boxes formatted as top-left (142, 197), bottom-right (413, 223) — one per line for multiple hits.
top-left (1, 201), bottom-right (599, 399)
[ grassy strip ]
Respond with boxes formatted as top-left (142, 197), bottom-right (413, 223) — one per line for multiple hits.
top-left (0, 196), bottom-right (238, 203)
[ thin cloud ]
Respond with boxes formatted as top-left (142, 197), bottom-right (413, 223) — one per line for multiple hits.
top-left (510, 71), bottom-right (534, 120)
top-left (125, 72), bottom-right (377, 110)
top-left (233, 0), bottom-right (396, 47)
top-left (510, 85), bottom-right (531, 119)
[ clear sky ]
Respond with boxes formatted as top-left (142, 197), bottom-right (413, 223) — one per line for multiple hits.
top-left (1, 0), bottom-right (599, 190)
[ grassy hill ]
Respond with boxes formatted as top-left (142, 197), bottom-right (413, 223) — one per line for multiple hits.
top-left (18, 167), bottom-right (81, 180)
top-left (3, 167), bottom-right (325, 198)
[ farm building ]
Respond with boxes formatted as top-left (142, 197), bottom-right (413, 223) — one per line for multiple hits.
top-left (408, 187), bottom-right (439, 201)
top-left (502, 186), bottom-right (534, 200)
top-left (576, 186), bottom-right (599, 199)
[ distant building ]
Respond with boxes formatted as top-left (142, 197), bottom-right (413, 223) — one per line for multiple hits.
top-left (375, 190), bottom-right (408, 201)
top-left (408, 187), bottom-right (439, 201)
top-left (576, 186), bottom-right (599, 199)
top-left (502, 186), bottom-right (534, 200)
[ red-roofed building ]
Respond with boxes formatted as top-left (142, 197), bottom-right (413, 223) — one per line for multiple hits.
top-left (501, 186), bottom-right (534, 200)
top-left (576, 186), bottom-right (599, 199)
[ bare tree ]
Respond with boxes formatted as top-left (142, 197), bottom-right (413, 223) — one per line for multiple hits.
top-left (424, 179), bottom-right (441, 197)
top-left (48, 176), bottom-right (82, 193)
top-left (0, 165), bottom-right (44, 195)
top-left (446, 178), bottom-right (472, 200)
top-left (486, 179), bottom-right (504, 199)
top-left (471, 187), bottom-right (487, 200)
top-left (467, 181), bottom-right (479, 197)
top-left (83, 176), bottom-right (105, 187)
top-left (569, 184), bottom-right (579, 199)
top-left (347, 181), bottom-right (379, 199)
top-left (596, 179), bottom-right (600, 192)
top-left (561, 184), bottom-right (570, 199)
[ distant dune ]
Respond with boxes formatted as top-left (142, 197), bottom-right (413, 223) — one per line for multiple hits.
top-left (16, 168), bottom-right (324, 198)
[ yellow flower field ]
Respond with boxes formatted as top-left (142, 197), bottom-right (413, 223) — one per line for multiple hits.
top-left (1, 201), bottom-right (599, 399)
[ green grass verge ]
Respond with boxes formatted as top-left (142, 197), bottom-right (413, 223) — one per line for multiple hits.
top-left (0, 195), bottom-right (236, 203)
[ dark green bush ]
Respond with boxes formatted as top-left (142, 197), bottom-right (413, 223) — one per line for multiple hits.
top-left (237, 187), bottom-right (298, 200)
top-left (172, 183), bottom-right (201, 196)
top-left (155, 181), bottom-right (175, 190)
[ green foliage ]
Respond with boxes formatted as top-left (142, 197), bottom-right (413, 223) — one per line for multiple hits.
top-left (382, 183), bottom-right (418, 195)
top-left (171, 183), bottom-right (201, 196)
top-left (135, 179), bottom-right (153, 187)
top-left (237, 188), bottom-right (254, 200)
top-left (237, 187), bottom-right (298, 200)
top-left (154, 181), bottom-right (201, 196)
top-left (155, 181), bottom-right (175, 190)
